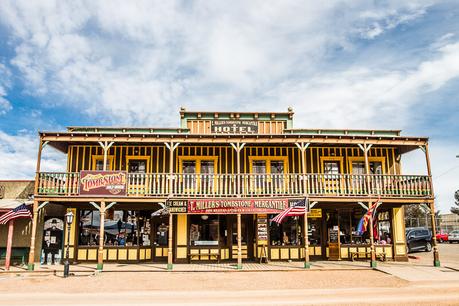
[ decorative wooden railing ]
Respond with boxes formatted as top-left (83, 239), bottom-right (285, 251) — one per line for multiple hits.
top-left (37, 172), bottom-right (432, 198)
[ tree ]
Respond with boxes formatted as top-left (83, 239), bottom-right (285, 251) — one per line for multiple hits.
top-left (451, 190), bottom-right (459, 215)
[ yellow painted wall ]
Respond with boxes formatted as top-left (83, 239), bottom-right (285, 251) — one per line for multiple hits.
top-left (392, 207), bottom-right (407, 257)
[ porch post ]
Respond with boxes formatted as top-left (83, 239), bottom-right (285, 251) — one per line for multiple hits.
top-left (164, 141), bottom-right (179, 271)
top-left (361, 143), bottom-right (377, 268)
top-left (165, 142), bottom-right (180, 197)
top-left (231, 143), bottom-right (245, 270)
top-left (5, 220), bottom-right (14, 270)
top-left (422, 144), bottom-right (440, 267)
top-left (230, 142), bottom-right (245, 196)
top-left (27, 200), bottom-right (39, 270)
top-left (97, 201), bottom-right (106, 271)
top-left (237, 213), bottom-right (242, 270)
top-left (98, 141), bottom-right (114, 171)
top-left (167, 213), bottom-right (173, 270)
top-left (296, 142), bottom-right (310, 269)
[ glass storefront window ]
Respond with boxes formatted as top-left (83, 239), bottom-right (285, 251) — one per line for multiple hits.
top-left (308, 219), bottom-right (321, 246)
top-left (189, 215), bottom-right (219, 246)
top-left (79, 210), bottom-right (154, 247)
top-left (268, 216), bottom-right (303, 246)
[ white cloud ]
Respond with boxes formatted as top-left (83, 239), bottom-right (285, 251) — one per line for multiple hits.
top-left (403, 142), bottom-right (459, 213)
top-left (0, 63), bottom-right (12, 115)
top-left (0, 131), bottom-right (66, 179)
top-left (0, 0), bottom-right (437, 124)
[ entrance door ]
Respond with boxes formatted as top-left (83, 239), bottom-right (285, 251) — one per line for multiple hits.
top-left (327, 211), bottom-right (340, 260)
top-left (230, 215), bottom-right (254, 261)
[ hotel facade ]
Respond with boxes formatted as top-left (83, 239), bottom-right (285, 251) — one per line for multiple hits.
top-left (28, 108), bottom-right (439, 270)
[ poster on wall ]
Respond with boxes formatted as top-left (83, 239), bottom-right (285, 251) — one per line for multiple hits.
top-left (79, 171), bottom-right (127, 196)
top-left (257, 215), bottom-right (268, 243)
top-left (41, 217), bottom-right (64, 265)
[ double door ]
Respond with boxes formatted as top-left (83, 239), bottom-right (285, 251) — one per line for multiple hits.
top-left (226, 215), bottom-right (255, 260)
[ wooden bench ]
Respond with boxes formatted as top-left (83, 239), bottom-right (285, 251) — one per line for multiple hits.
top-left (350, 251), bottom-right (386, 262)
top-left (188, 251), bottom-right (220, 263)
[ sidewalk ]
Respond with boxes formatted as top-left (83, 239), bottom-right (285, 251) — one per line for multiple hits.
top-left (0, 260), bottom-right (371, 275)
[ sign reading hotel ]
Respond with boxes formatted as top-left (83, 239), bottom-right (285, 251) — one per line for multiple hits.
top-left (211, 120), bottom-right (258, 134)
top-left (188, 198), bottom-right (289, 214)
top-left (79, 171), bottom-right (127, 196)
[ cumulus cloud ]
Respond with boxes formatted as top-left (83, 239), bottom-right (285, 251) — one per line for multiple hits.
top-left (0, 131), bottom-right (66, 179)
top-left (0, 0), bottom-right (438, 124)
top-left (0, 63), bottom-right (12, 115)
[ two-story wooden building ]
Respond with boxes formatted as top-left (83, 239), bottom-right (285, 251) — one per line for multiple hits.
top-left (28, 108), bottom-right (439, 270)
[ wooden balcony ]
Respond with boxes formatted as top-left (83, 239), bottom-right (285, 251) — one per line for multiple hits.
top-left (36, 172), bottom-right (432, 199)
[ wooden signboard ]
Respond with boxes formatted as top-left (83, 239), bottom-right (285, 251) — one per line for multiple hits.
top-left (211, 120), bottom-right (258, 134)
top-left (79, 171), bottom-right (127, 196)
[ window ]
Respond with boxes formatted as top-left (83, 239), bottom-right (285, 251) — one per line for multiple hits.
top-left (268, 215), bottom-right (303, 246)
top-left (324, 162), bottom-right (340, 174)
top-left (78, 210), bottom-right (149, 247)
top-left (351, 162), bottom-right (382, 174)
top-left (189, 215), bottom-right (219, 246)
top-left (376, 210), bottom-right (392, 245)
top-left (179, 157), bottom-right (218, 192)
top-left (128, 160), bottom-right (147, 173)
top-left (92, 155), bottom-right (113, 170)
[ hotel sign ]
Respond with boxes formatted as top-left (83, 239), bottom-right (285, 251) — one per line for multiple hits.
top-left (79, 171), bottom-right (127, 196)
top-left (211, 120), bottom-right (258, 134)
top-left (188, 198), bottom-right (289, 214)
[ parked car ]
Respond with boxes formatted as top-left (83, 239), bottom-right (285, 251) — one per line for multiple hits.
top-left (436, 230), bottom-right (449, 243)
top-left (448, 230), bottom-right (459, 243)
top-left (406, 227), bottom-right (432, 253)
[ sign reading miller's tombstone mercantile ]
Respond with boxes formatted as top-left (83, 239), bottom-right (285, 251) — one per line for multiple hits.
top-left (188, 198), bottom-right (289, 214)
top-left (211, 120), bottom-right (258, 134)
top-left (79, 171), bottom-right (127, 196)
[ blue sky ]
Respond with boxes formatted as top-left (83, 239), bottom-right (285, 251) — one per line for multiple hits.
top-left (0, 1), bottom-right (458, 212)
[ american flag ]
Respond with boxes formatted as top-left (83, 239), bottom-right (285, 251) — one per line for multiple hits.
top-left (0, 203), bottom-right (32, 225)
top-left (271, 198), bottom-right (308, 224)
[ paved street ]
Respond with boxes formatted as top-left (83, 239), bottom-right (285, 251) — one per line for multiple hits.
top-left (0, 244), bottom-right (458, 305)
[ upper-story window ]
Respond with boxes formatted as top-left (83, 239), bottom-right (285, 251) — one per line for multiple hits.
top-left (126, 156), bottom-right (150, 174)
top-left (92, 155), bottom-right (113, 170)
top-left (349, 157), bottom-right (385, 175)
top-left (249, 157), bottom-right (288, 174)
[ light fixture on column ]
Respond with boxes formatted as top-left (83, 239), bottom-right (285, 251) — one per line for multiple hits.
top-left (63, 211), bottom-right (74, 278)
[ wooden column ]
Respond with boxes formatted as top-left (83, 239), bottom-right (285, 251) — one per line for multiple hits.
top-left (97, 201), bottom-right (106, 271)
top-left (27, 200), bottom-right (39, 270)
top-left (296, 142), bottom-right (310, 269)
top-left (98, 141), bottom-right (114, 171)
top-left (230, 142), bottom-right (245, 196)
top-left (167, 213), bottom-right (173, 270)
top-left (5, 220), bottom-right (14, 270)
top-left (237, 213), bottom-right (242, 269)
top-left (422, 144), bottom-right (440, 267)
top-left (360, 143), bottom-right (377, 268)
top-left (231, 142), bottom-right (245, 270)
top-left (164, 142), bottom-right (179, 271)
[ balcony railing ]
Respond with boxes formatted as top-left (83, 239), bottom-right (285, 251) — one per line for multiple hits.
top-left (37, 172), bottom-right (432, 198)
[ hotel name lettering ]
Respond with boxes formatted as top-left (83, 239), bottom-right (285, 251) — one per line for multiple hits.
top-left (211, 120), bottom-right (258, 134)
